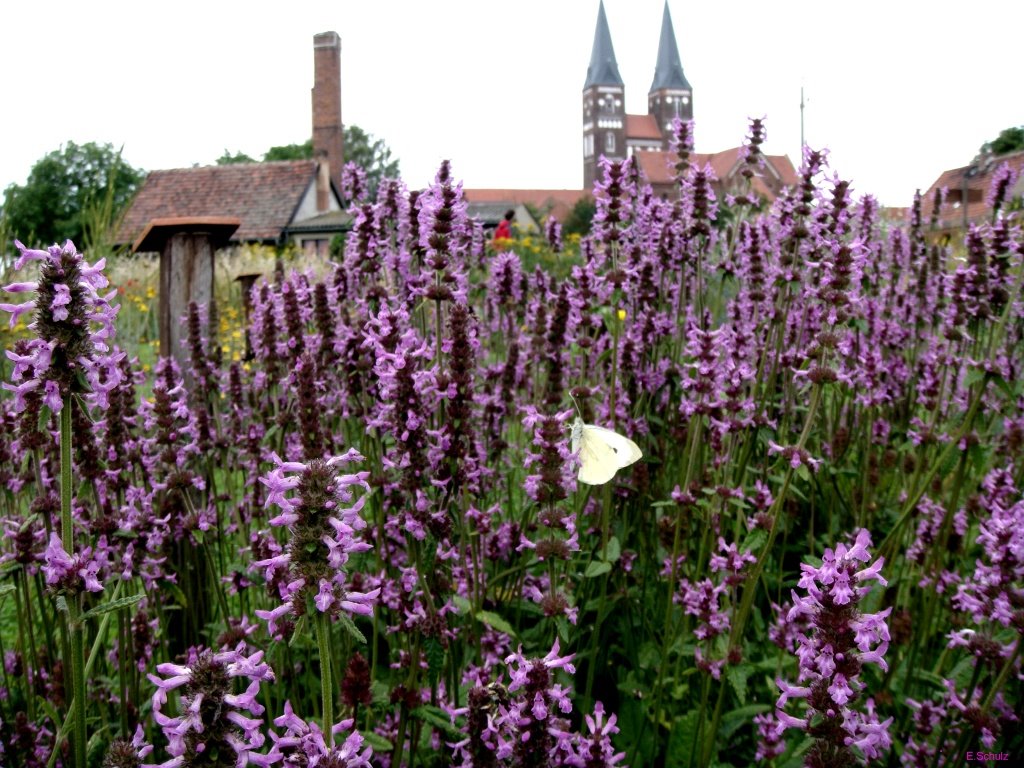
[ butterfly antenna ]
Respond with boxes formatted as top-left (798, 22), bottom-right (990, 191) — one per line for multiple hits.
top-left (568, 391), bottom-right (583, 418)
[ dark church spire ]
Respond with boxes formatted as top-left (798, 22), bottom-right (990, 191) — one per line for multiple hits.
top-left (649, 2), bottom-right (691, 92)
top-left (584, 0), bottom-right (623, 89)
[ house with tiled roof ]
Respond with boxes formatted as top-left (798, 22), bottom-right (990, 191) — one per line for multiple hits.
top-left (921, 149), bottom-right (1024, 234)
top-left (463, 189), bottom-right (587, 226)
top-left (118, 32), bottom-right (350, 257)
top-left (118, 160), bottom-right (347, 254)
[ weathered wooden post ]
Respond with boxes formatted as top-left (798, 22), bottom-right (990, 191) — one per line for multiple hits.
top-left (133, 217), bottom-right (240, 364)
top-left (235, 272), bottom-right (263, 360)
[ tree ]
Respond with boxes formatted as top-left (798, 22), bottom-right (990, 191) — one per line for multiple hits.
top-left (341, 125), bottom-right (399, 198)
top-left (1, 141), bottom-right (144, 249)
top-left (562, 195), bottom-right (596, 237)
top-left (262, 126), bottom-right (399, 198)
top-left (264, 140), bottom-right (313, 161)
top-left (980, 126), bottom-right (1024, 157)
top-left (216, 149), bottom-right (256, 165)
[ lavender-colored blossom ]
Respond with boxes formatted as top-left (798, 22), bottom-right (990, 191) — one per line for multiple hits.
top-left (775, 529), bottom-right (892, 766)
top-left (254, 450), bottom-right (379, 639)
top-left (145, 645), bottom-right (273, 768)
top-left (1, 239), bottom-right (122, 413)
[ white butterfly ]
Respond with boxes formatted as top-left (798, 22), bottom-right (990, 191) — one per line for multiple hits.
top-left (570, 417), bottom-right (643, 485)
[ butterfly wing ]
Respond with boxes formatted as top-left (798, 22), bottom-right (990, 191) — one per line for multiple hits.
top-left (577, 427), bottom-right (622, 485)
top-left (581, 424), bottom-right (642, 469)
top-left (575, 423), bottom-right (642, 485)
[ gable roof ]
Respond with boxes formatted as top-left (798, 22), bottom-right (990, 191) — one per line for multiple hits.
top-left (118, 160), bottom-right (322, 246)
top-left (626, 114), bottom-right (663, 141)
top-left (635, 148), bottom-right (798, 201)
top-left (922, 150), bottom-right (1024, 230)
top-left (650, 2), bottom-right (691, 92)
top-left (462, 188), bottom-right (588, 223)
top-left (584, 0), bottom-right (624, 89)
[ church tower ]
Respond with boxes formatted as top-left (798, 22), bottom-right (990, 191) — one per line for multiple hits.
top-left (582, 0), bottom-right (625, 190)
top-left (647, 3), bottom-right (692, 143)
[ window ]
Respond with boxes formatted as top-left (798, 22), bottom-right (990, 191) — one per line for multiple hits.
top-left (584, 134), bottom-right (594, 158)
top-left (605, 132), bottom-right (616, 153)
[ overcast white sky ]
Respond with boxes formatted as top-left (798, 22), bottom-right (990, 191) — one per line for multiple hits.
top-left (1, 0), bottom-right (1021, 208)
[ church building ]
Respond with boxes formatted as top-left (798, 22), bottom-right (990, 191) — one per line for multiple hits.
top-left (583, 2), bottom-right (692, 189)
top-left (580, 1), bottom-right (796, 202)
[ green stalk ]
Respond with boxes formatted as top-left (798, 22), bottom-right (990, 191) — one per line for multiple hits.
top-left (60, 395), bottom-right (87, 768)
top-left (729, 384), bottom-right (822, 650)
top-left (315, 612), bottom-right (335, 747)
top-left (877, 378), bottom-right (987, 563)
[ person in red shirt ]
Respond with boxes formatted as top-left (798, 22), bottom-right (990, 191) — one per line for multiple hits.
top-left (493, 209), bottom-right (514, 245)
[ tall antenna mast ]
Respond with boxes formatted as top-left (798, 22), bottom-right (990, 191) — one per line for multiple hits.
top-left (800, 86), bottom-right (806, 150)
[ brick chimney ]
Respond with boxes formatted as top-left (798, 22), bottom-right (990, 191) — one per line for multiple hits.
top-left (312, 31), bottom-right (343, 211)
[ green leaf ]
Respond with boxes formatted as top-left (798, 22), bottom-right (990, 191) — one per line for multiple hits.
top-left (720, 703), bottom-right (770, 739)
top-left (725, 664), bottom-right (750, 706)
top-left (0, 583), bottom-right (15, 600)
top-left (81, 593), bottom-right (144, 621)
top-left (991, 374), bottom-right (1015, 399)
top-left (584, 560), bottom-right (612, 578)
top-left (371, 680), bottom-right (391, 706)
top-left (964, 366), bottom-right (987, 387)
top-left (55, 595), bottom-right (68, 614)
top-left (477, 610), bottom-right (516, 638)
top-left (666, 709), bottom-right (699, 768)
top-left (740, 528), bottom-right (767, 554)
top-left (601, 536), bottom-right (621, 563)
top-left (425, 637), bottom-right (445, 687)
top-left (191, 529), bottom-right (205, 545)
top-left (360, 731), bottom-right (394, 753)
top-left (37, 696), bottom-right (62, 731)
top-left (451, 595), bottom-right (472, 614)
top-left (337, 613), bottom-right (367, 644)
top-left (289, 615), bottom-right (309, 647)
top-left (411, 705), bottom-right (463, 739)
top-left (37, 403), bottom-right (52, 432)
top-left (162, 581), bottom-right (189, 609)
top-left (554, 615), bottom-right (570, 644)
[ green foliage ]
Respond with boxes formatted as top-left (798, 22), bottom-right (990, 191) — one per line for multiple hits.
top-left (216, 149), bottom-right (257, 165)
top-left (263, 127), bottom-right (399, 199)
top-left (1, 141), bottom-right (144, 249)
top-left (264, 140), bottom-right (313, 161)
top-left (981, 125), bottom-right (1024, 156)
top-left (342, 125), bottom-right (400, 198)
top-left (563, 194), bottom-right (596, 237)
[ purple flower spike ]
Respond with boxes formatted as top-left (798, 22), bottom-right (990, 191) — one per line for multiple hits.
top-left (1, 239), bottom-right (122, 414)
top-left (254, 452), bottom-right (379, 640)
top-left (145, 645), bottom-right (273, 767)
top-left (775, 529), bottom-right (892, 766)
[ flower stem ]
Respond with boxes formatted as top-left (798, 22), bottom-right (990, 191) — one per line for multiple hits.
top-left (60, 394), bottom-right (87, 768)
top-left (315, 612), bottom-right (335, 747)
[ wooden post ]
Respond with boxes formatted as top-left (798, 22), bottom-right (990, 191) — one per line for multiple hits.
top-left (235, 272), bottom-right (263, 360)
top-left (133, 217), bottom-right (240, 365)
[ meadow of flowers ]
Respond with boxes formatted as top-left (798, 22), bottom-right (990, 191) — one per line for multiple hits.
top-left (0, 118), bottom-right (1022, 768)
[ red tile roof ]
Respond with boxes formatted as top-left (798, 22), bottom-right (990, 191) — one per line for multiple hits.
top-left (922, 150), bottom-right (1024, 231)
top-left (626, 113), bottom-right (662, 141)
top-left (462, 189), bottom-right (588, 223)
top-left (634, 148), bottom-right (797, 203)
top-left (118, 160), bottom-right (318, 246)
